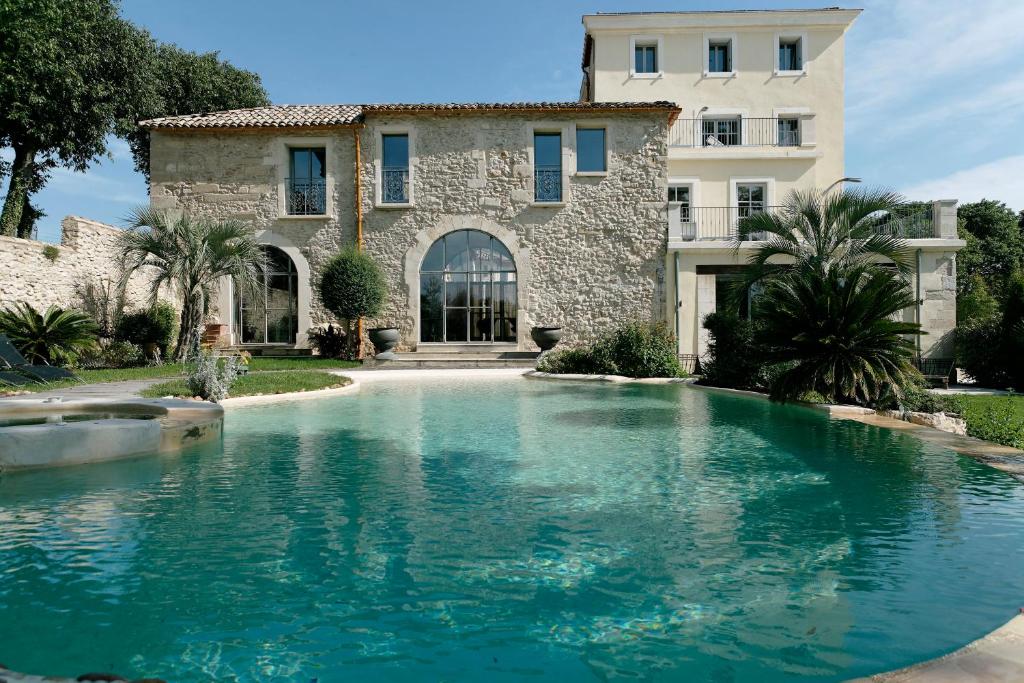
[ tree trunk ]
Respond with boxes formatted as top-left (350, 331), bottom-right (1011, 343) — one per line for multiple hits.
top-left (174, 300), bottom-right (204, 361)
top-left (0, 145), bottom-right (36, 238)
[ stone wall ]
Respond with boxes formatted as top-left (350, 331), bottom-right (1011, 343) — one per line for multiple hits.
top-left (0, 216), bottom-right (166, 317)
top-left (149, 111), bottom-right (670, 350)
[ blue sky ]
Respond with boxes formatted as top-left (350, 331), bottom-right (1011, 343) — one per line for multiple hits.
top-left (7, 0), bottom-right (1024, 242)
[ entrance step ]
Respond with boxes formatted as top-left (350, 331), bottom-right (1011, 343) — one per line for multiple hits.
top-left (364, 350), bottom-right (539, 369)
top-left (224, 346), bottom-right (313, 357)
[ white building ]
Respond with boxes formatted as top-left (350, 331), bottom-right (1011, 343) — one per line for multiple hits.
top-left (581, 8), bottom-right (964, 359)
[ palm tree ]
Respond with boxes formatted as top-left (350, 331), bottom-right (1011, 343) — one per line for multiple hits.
top-left (117, 208), bottom-right (265, 360)
top-left (0, 302), bottom-right (99, 365)
top-left (733, 188), bottom-right (923, 404)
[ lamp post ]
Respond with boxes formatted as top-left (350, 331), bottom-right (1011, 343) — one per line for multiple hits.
top-left (824, 176), bottom-right (862, 194)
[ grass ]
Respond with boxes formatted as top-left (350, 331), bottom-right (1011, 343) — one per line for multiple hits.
top-left (141, 370), bottom-right (351, 399)
top-left (950, 394), bottom-right (1024, 450)
top-left (2, 357), bottom-right (361, 394)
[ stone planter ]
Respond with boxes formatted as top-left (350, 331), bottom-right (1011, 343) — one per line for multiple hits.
top-left (368, 327), bottom-right (400, 360)
top-left (530, 326), bottom-right (562, 356)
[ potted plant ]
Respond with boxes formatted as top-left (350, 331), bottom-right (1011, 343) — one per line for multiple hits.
top-left (530, 326), bottom-right (562, 356)
top-left (368, 327), bottom-right (400, 359)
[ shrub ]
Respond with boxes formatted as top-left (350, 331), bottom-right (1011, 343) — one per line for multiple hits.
top-left (956, 316), bottom-right (1006, 387)
top-left (186, 352), bottom-right (239, 403)
top-left (75, 340), bottom-right (145, 369)
top-left (307, 324), bottom-right (347, 358)
top-left (116, 301), bottom-right (178, 357)
top-left (319, 248), bottom-right (387, 358)
top-left (74, 276), bottom-right (127, 338)
top-left (0, 302), bottom-right (98, 365)
top-left (536, 322), bottom-right (681, 378)
top-left (42, 245), bottom-right (60, 262)
top-left (700, 312), bottom-right (766, 390)
top-left (604, 321), bottom-right (682, 378)
top-left (960, 399), bottom-right (1024, 450)
top-left (537, 345), bottom-right (616, 375)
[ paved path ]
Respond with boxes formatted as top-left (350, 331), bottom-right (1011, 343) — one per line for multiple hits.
top-left (0, 379), bottom-right (159, 402)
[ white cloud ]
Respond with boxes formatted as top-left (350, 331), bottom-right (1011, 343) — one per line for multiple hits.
top-left (847, 0), bottom-right (1024, 130)
top-left (902, 155), bottom-right (1024, 210)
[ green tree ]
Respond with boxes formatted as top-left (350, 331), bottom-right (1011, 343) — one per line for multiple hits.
top-left (117, 208), bottom-right (266, 360)
top-left (737, 188), bottom-right (922, 404)
top-left (957, 274), bottom-right (1000, 324)
top-left (0, 302), bottom-right (99, 365)
top-left (0, 0), bottom-right (269, 238)
top-left (319, 249), bottom-right (387, 358)
top-left (115, 43), bottom-right (269, 181)
top-left (1001, 271), bottom-right (1024, 390)
top-left (956, 199), bottom-right (1024, 301)
top-left (0, 0), bottom-right (153, 237)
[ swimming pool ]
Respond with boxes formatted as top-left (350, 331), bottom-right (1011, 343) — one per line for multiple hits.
top-left (1, 377), bottom-right (1022, 681)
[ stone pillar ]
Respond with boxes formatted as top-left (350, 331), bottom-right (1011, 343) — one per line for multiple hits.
top-left (918, 250), bottom-right (958, 358)
top-left (932, 199), bottom-right (958, 239)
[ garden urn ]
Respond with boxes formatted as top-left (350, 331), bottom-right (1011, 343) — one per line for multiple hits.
top-left (368, 327), bottom-right (400, 360)
top-left (530, 326), bottom-right (562, 356)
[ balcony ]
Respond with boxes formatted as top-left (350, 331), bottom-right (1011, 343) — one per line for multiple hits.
top-left (668, 117), bottom-right (818, 160)
top-left (286, 178), bottom-right (326, 216)
top-left (382, 167), bottom-right (410, 204)
top-left (668, 205), bottom-right (939, 244)
top-left (534, 167), bottom-right (563, 203)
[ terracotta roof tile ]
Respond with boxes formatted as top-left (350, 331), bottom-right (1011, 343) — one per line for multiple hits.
top-left (141, 102), bottom-right (680, 129)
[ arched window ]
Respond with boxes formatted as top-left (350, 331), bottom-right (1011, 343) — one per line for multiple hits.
top-left (420, 230), bottom-right (516, 343)
top-left (235, 246), bottom-right (299, 344)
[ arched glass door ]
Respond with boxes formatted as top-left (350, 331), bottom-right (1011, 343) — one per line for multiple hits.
top-left (235, 246), bottom-right (298, 344)
top-left (420, 230), bottom-right (517, 343)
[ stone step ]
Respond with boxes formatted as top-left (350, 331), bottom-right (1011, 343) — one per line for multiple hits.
top-left (363, 352), bottom-right (538, 370)
top-left (224, 346), bottom-right (313, 357)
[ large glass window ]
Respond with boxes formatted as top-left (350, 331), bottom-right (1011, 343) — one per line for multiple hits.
top-left (381, 133), bottom-right (409, 203)
top-left (235, 246), bottom-right (298, 345)
top-left (634, 44), bottom-right (658, 74)
top-left (576, 127), bottom-right (606, 173)
top-left (287, 147), bottom-right (326, 215)
top-left (737, 183), bottom-right (767, 218)
top-left (534, 132), bottom-right (562, 202)
top-left (708, 40), bottom-right (733, 73)
top-left (420, 230), bottom-right (517, 343)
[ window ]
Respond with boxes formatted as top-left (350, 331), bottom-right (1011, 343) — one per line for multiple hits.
top-left (576, 127), bottom-right (606, 173)
top-left (534, 132), bottom-right (562, 202)
top-left (668, 185), bottom-right (691, 221)
top-left (777, 118), bottom-right (800, 146)
top-left (708, 39), bottom-right (733, 73)
top-left (287, 147), bottom-right (326, 215)
top-left (702, 118), bottom-right (740, 146)
top-left (420, 230), bottom-right (517, 343)
top-left (634, 44), bottom-right (657, 74)
top-left (235, 246), bottom-right (298, 344)
top-left (736, 183), bottom-right (767, 218)
top-left (381, 133), bottom-right (409, 204)
top-left (778, 36), bottom-right (803, 72)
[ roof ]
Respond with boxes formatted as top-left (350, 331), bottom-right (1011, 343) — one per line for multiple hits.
top-left (140, 102), bottom-right (680, 130)
top-left (582, 7), bottom-right (861, 30)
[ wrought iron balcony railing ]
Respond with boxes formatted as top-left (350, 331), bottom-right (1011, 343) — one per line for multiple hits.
top-left (668, 205), bottom-right (938, 242)
top-left (286, 178), bottom-right (326, 215)
top-left (668, 118), bottom-right (803, 148)
top-left (534, 167), bottom-right (562, 203)
top-left (382, 167), bottom-right (410, 203)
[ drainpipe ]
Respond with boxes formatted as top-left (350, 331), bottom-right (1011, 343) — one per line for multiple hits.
top-left (353, 126), bottom-right (365, 358)
top-left (915, 248), bottom-right (923, 359)
top-left (673, 251), bottom-right (681, 350)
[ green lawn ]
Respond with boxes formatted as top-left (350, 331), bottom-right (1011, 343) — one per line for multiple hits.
top-left (141, 370), bottom-right (351, 399)
top-left (2, 357), bottom-right (361, 394)
top-left (952, 394), bottom-right (1024, 450)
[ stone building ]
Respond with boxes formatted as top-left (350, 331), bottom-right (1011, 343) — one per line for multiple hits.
top-left (144, 102), bottom-right (679, 352)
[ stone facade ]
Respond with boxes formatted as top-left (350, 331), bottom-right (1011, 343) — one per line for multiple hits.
top-left (149, 110), bottom-right (671, 350)
top-left (0, 216), bottom-right (168, 316)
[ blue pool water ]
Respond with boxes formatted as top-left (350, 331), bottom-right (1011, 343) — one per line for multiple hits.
top-left (1, 378), bottom-right (1023, 681)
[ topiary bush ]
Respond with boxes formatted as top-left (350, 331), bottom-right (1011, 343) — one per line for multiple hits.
top-left (319, 248), bottom-right (387, 358)
top-left (537, 322), bottom-right (681, 378)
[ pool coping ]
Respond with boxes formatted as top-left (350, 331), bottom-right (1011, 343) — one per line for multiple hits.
top-left (218, 379), bottom-right (360, 408)
top-left (0, 397), bottom-right (223, 472)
